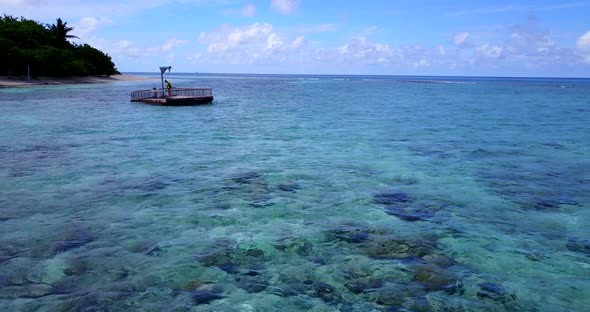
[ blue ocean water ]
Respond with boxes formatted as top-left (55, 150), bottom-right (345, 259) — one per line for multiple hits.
top-left (0, 74), bottom-right (589, 311)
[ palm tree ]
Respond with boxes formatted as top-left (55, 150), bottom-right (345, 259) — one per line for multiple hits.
top-left (51, 18), bottom-right (78, 48)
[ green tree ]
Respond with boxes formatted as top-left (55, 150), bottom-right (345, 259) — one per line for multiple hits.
top-left (50, 18), bottom-right (78, 49)
top-left (0, 15), bottom-right (118, 77)
top-left (76, 44), bottom-right (119, 76)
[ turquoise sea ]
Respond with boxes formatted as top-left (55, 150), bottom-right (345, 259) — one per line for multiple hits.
top-left (0, 73), bottom-right (589, 311)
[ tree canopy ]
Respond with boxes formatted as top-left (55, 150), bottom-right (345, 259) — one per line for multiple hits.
top-left (0, 15), bottom-right (119, 77)
top-left (51, 18), bottom-right (79, 49)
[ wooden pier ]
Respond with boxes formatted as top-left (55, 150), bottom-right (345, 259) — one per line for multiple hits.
top-left (130, 88), bottom-right (213, 105)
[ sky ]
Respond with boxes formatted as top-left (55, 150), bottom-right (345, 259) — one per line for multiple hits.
top-left (2, 0), bottom-right (590, 77)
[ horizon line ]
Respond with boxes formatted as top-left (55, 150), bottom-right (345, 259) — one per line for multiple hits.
top-left (121, 72), bottom-right (590, 80)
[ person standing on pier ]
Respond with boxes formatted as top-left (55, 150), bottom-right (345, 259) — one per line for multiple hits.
top-left (165, 79), bottom-right (172, 96)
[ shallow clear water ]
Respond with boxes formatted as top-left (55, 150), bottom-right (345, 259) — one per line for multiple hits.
top-left (1, 74), bottom-right (589, 311)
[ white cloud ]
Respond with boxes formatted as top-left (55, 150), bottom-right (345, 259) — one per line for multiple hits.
top-left (197, 23), bottom-right (304, 64)
top-left (209, 23), bottom-right (272, 53)
top-left (187, 52), bottom-right (202, 64)
top-left (0, 0), bottom-right (46, 5)
top-left (291, 35), bottom-right (305, 49)
top-left (267, 33), bottom-right (283, 49)
top-left (476, 44), bottom-right (504, 59)
top-left (500, 18), bottom-right (577, 66)
top-left (161, 38), bottom-right (189, 52)
top-left (99, 37), bottom-right (188, 61)
top-left (115, 40), bottom-right (141, 58)
top-left (241, 4), bottom-right (256, 17)
top-left (415, 59), bottom-right (430, 67)
top-left (448, 17), bottom-right (580, 71)
top-left (334, 37), bottom-right (440, 67)
top-left (577, 30), bottom-right (590, 50)
top-left (202, 23), bottom-right (273, 53)
top-left (231, 23), bottom-right (272, 45)
top-left (89, 37), bottom-right (192, 69)
top-left (507, 24), bottom-right (556, 57)
top-left (337, 37), bottom-right (397, 64)
top-left (116, 40), bottom-right (133, 49)
top-left (577, 30), bottom-right (590, 64)
top-left (271, 0), bottom-right (300, 15)
top-left (358, 26), bottom-right (378, 37)
top-left (72, 16), bottom-right (113, 40)
top-left (453, 32), bottom-right (470, 47)
top-left (192, 24), bottom-right (450, 72)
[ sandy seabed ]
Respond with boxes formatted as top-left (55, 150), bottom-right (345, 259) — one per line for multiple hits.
top-left (0, 75), bottom-right (155, 87)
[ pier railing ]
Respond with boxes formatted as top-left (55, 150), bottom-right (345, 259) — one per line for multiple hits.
top-left (130, 88), bottom-right (213, 100)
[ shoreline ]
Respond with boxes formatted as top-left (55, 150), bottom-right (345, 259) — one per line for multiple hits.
top-left (0, 75), bottom-right (156, 88)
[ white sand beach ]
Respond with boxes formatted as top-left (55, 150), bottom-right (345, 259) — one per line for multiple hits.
top-left (0, 75), bottom-right (156, 87)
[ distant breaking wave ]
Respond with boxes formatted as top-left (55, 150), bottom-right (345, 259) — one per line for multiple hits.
top-left (398, 79), bottom-right (477, 85)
